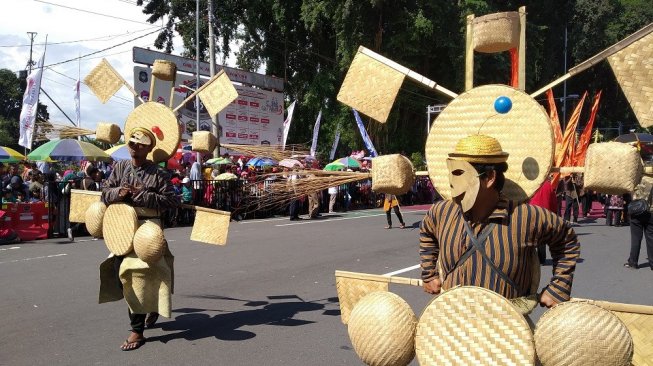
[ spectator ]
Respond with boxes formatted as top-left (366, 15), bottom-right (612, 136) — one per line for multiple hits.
top-left (2, 189), bottom-right (16, 204)
top-left (328, 185), bottom-right (338, 213)
top-left (606, 194), bottom-right (625, 226)
top-left (625, 176), bottom-right (653, 270)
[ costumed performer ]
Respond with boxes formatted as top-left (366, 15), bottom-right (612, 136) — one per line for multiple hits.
top-left (419, 135), bottom-right (580, 313)
top-left (100, 127), bottom-right (180, 351)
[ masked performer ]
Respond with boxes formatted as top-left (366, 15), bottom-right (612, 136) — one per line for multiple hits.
top-left (100, 128), bottom-right (180, 351)
top-left (419, 135), bottom-right (580, 312)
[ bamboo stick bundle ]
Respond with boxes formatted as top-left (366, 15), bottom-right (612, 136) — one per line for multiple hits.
top-left (221, 143), bottom-right (310, 161)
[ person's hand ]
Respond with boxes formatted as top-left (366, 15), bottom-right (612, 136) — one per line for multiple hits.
top-left (118, 187), bottom-right (131, 199)
top-left (423, 278), bottom-right (442, 295)
top-left (539, 290), bottom-right (558, 308)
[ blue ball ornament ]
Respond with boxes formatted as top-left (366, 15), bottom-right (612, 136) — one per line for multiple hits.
top-left (494, 96), bottom-right (512, 114)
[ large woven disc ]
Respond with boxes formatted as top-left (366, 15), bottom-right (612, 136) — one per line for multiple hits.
top-left (426, 85), bottom-right (553, 202)
top-left (124, 102), bottom-right (181, 163)
top-left (348, 291), bottom-right (417, 366)
top-left (534, 301), bottom-right (633, 366)
top-left (102, 203), bottom-right (138, 255)
top-left (415, 286), bottom-right (535, 365)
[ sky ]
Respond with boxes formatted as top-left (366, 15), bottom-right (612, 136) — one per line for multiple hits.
top-left (0, 0), bottom-right (238, 138)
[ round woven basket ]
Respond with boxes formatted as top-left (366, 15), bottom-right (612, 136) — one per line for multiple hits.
top-left (415, 286), bottom-right (535, 365)
top-left (425, 85), bottom-right (553, 203)
top-left (348, 291), bottom-right (417, 366)
top-left (534, 301), bottom-right (633, 366)
top-left (124, 102), bottom-right (181, 163)
top-left (84, 201), bottom-right (106, 238)
top-left (133, 220), bottom-right (166, 264)
top-left (473, 12), bottom-right (520, 53)
top-left (95, 122), bottom-right (122, 144)
top-left (371, 154), bottom-right (415, 195)
top-left (152, 60), bottom-right (177, 81)
top-left (102, 203), bottom-right (138, 255)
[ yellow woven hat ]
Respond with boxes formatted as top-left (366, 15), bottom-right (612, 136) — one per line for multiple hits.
top-left (448, 134), bottom-right (509, 164)
top-left (124, 102), bottom-right (181, 163)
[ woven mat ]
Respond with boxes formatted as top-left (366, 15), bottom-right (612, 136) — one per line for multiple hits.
top-left (124, 102), bottom-right (181, 164)
top-left (69, 189), bottom-right (101, 223)
top-left (84, 59), bottom-right (123, 104)
top-left (425, 84), bottom-right (553, 202)
top-left (103, 203), bottom-right (138, 256)
top-left (608, 31), bottom-right (653, 128)
top-left (198, 71), bottom-right (239, 118)
top-left (415, 286), bottom-right (534, 365)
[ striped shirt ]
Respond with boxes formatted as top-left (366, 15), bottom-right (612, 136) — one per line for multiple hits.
top-left (419, 197), bottom-right (579, 302)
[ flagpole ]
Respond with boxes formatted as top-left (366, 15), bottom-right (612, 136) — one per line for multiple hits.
top-left (77, 52), bottom-right (81, 141)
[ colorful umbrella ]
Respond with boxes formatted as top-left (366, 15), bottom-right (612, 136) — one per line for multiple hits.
top-left (206, 157), bottom-right (233, 165)
top-left (324, 156), bottom-right (361, 171)
top-left (278, 158), bottom-right (304, 169)
top-left (214, 172), bottom-right (238, 180)
top-left (0, 146), bottom-right (26, 163)
top-left (104, 144), bottom-right (130, 160)
top-left (27, 139), bottom-right (111, 162)
top-left (245, 157), bottom-right (277, 168)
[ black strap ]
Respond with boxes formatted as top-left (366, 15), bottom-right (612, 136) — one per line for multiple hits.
top-left (448, 223), bottom-right (495, 274)
top-left (461, 221), bottom-right (520, 291)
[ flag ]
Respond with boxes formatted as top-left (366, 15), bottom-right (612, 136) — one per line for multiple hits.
top-left (546, 89), bottom-right (564, 161)
top-left (574, 91), bottom-right (602, 166)
top-left (310, 110), bottom-right (322, 157)
top-left (330, 126), bottom-right (340, 160)
top-left (19, 53), bottom-right (45, 148)
top-left (281, 101), bottom-right (296, 150)
top-left (558, 92), bottom-right (588, 167)
top-left (353, 109), bottom-right (378, 157)
top-left (73, 78), bottom-right (81, 127)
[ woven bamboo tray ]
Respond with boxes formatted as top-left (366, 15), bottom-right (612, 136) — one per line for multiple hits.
top-left (571, 298), bottom-right (653, 366)
top-left (103, 203), bottom-right (138, 256)
top-left (535, 301), bottom-right (633, 366)
top-left (426, 84), bottom-right (553, 202)
top-left (124, 102), bottom-right (180, 164)
top-left (189, 205), bottom-right (231, 245)
top-left (348, 291), bottom-right (417, 366)
top-left (69, 189), bottom-right (102, 223)
top-left (84, 201), bottom-right (106, 238)
top-left (415, 286), bottom-right (535, 365)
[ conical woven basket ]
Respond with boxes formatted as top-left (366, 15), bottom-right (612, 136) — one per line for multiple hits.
top-left (584, 142), bottom-right (643, 195)
top-left (415, 286), bottom-right (535, 365)
top-left (84, 201), bottom-right (106, 238)
top-left (103, 203), bottom-right (138, 255)
top-left (133, 220), bottom-right (165, 264)
top-left (348, 291), bottom-right (417, 366)
top-left (534, 301), bottom-right (633, 366)
top-left (371, 154), bottom-right (415, 195)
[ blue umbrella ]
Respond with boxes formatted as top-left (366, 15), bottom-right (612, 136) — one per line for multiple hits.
top-left (245, 157), bottom-right (277, 168)
top-left (104, 144), bottom-right (131, 160)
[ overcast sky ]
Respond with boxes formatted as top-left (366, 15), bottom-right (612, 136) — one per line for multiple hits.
top-left (0, 0), bottom-right (238, 139)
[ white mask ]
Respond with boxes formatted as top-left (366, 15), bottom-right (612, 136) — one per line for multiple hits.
top-left (447, 159), bottom-right (481, 213)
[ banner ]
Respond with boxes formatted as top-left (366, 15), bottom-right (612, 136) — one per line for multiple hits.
top-left (73, 79), bottom-right (81, 127)
top-left (330, 126), bottom-right (340, 160)
top-left (310, 110), bottom-right (322, 157)
top-left (546, 89), bottom-right (564, 161)
top-left (574, 91), bottom-right (602, 166)
top-left (352, 109), bottom-right (378, 157)
top-left (282, 101), bottom-right (296, 149)
top-left (19, 54), bottom-right (45, 149)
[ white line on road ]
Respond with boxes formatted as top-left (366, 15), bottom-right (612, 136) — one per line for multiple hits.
top-left (0, 253), bottom-right (67, 265)
top-left (383, 264), bottom-right (421, 276)
top-left (275, 209), bottom-right (426, 227)
top-left (0, 246), bottom-right (21, 251)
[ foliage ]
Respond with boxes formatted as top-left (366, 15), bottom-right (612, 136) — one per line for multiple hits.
top-left (410, 151), bottom-right (425, 171)
top-left (136, 0), bottom-right (653, 158)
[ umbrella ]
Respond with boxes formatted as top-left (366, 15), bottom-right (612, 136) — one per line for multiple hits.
top-left (206, 157), bottom-right (233, 165)
top-left (324, 156), bottom-right (361, 171)
top-left (279, 158), bottom-right (304, 169)
top-left (246, 157), bottom-right (277, 168)
top-left (0, 146), bottom-right (26, 163)
top-left (214, 172), bottom-right (238, 180)
top-left (105, 144), bottom-right (130, 160)
top-left (28, 139), bottom-right (111, 162)
top-left (614, 133), bottom-right (653, 144)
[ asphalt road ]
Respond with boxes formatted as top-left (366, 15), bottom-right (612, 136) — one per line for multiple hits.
top-left (1, 206), bottom-right (651, 365)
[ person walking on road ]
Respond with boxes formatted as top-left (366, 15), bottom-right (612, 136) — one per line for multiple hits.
top-left (625, 176), bottom-right (653, 270)
top-left (383, 194), bottom-right (405, 229)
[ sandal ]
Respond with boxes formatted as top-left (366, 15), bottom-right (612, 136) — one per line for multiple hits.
top-left (145, 312), bottom-right (159, 329)
top-left (399, 224), bottom-right (406, 229)
top-left (384, 225), bottom-right (392, 229)
top-left (120, 337), bottom-right (146, 351)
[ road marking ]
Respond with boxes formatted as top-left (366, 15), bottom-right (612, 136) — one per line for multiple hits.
top-left (0, 246), bottom-right (21, 251)
top-left (383, 264), bottom-right (421, 276)
top-left (0, 253), bottom-right (67, 265)
top-left (275, 209), bottom-right (426, 227)
top-left (239, 217), bottom-right (293, 224)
